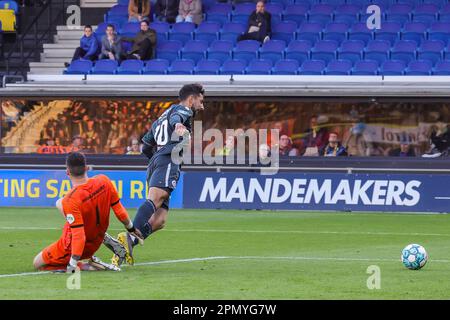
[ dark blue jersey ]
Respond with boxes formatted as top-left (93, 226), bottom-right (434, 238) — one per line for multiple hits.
top-left (142, 104), bottom-right (194, 157)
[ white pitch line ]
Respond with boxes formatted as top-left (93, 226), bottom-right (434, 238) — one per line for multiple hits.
top-left (1, 255), bottom-right (450, 279)
top-left (1, 227), bottom-right (450, 237)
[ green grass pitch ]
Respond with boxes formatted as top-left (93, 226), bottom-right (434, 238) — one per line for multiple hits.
top-left (0, 207), bottom-right (449, 299)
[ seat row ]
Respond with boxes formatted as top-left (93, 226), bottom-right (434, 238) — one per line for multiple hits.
top-left (153, 39), bottom-right (450, 66)
top-left (63, 57), bottom-right (450, 75)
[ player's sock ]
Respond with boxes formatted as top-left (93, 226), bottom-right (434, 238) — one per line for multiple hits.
top-left (133, 199), bottom-right (156, 241)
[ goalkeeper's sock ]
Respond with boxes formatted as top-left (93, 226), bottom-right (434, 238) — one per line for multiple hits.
top-left (133, 199), bottom-right (156, 242)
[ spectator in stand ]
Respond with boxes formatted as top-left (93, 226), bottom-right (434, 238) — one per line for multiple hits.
top-left (68, 135), bottom-right (85, 153)
top-left (217, 135), bottom-right (235, 156)
top-left (320, 132), bottom-right (348, 157)
top-left (422, 119), bottom-right (450, 158)
top-left (154, 0), bottom-right (180, 23)
top-left (122, 20), bottom-right (156, 60)
top-left (237, 1), bottom-right (271, 43)
top-left (126, 138), bottom-right (141, 155)
top-left (389, 142), bottom-right (416, 157)
top-left (302, 115), bottom-right (329, 156)
top-left (67, 25), bottom-right (99, 65)
top-left (279, 134), bottom-right (299, 156)
top-left (128, 0), bottom-right (151, 22)
top-left (176, 0), bottom-right (202, 25)
top-left (99, 24), bottom-right (123, 62)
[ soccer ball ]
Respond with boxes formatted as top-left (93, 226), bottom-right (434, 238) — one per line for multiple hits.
top-left (401, 244), bottom-right (428, 270)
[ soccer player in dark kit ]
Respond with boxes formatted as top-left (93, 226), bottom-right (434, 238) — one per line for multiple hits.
top-left (111, 83), bottom-right (205, 266)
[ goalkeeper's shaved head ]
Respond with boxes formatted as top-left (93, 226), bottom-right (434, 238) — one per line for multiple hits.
top-left (66, 152), bottom-right (87, 177)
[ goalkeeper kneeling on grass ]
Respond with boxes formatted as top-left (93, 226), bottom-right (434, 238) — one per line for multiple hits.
top-left (32, 152), bottom-right (143, 273)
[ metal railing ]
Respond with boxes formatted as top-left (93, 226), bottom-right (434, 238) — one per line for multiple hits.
top-left (4, 0), bottom-right (75, 78)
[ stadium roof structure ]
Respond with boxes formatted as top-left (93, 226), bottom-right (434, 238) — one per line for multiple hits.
top-left (2, 75), bottom-right (450, 97)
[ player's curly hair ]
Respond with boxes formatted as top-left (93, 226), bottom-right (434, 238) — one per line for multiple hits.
top-left (66, 152), bottom-right (87, 177)
top-left (179, 83), bottom-right (205, 101)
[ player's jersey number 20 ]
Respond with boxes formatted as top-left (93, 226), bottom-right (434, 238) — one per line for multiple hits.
top-left (154, 119), bottom-right (169, 145)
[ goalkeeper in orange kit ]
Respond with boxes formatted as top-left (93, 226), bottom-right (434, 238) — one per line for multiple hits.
top-left (33, 152), bottom-right (143, 273)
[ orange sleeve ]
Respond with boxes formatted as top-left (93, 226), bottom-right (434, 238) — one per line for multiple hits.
top-left (106, 176), bottom-right (130, 224)
top-left (63, 197), bottom-right (86, 258)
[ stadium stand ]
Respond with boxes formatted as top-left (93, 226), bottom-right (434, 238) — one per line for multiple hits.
top-left (12, 0), bottom-right (450, 76)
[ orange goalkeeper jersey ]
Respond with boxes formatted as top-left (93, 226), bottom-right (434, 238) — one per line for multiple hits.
top-left (61, 174), bottom-right (129, 258)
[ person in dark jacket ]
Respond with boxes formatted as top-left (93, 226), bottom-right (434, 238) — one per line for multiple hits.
top-left (389, 142), bottom-right (416, 157)
top-left (320, 132), bottom-right (348, 157)
top-left (121, 20), bottom-right (157, 60)
top-left (237, 0), bottom-right (271, 43)
top-left (71, 25), bottom-right (99, 62)
top-left (99, 24), bottom-right (123, 61)
top-left (154, 0), bottom-right (180, 23)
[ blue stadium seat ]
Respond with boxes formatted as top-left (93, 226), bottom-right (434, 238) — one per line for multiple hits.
top-left (259, 40), bottom-right (286, 64)
top-left (299, 60), bottom-right (326, 75)
top-left (143, 59), bottom-right (170, 74)
top-left (311, 40), bottom-right (339, 64)
top-left (433, 60), bottom-right (450, 75)
top-left (364, 40), bottom-right (391, 65)
top-left (338, 40), bottom-right (364, 65)
top-left (373, 21), bottom-right (402, 46)
top-left (352, 60), bottom-right (379, 75)
top-left (390, 40), bottom-right (417, 64)
top-left (156, 40), bottom-right (182, 62)
top-left (206, 3), bottom-right (231, 24)
top-left (322, 22), bottom-right (349, 44)
top-left (195, 21), bottom-right (220, 44)
top-left (428, 22), bottom-right (450, 45)
top-left (417, 40), bottom-right (444, 66)
top-left (401, 22), bottom-right (427, 45)
top-left (265, 3), bottom-right (284, 22)
top-left (91, 59), bottom-right (118, 74)
top-left (297, 22), bottom-right (323, 44)
top-left (412, 3), bottom-right (438, 24)
top-left (116, 60), bottom-right (144, 74)
top-left (325, 59), bottom-right (352, 75)
top-left (107, 5), bottom-right (128, 21)
top-left (194, 59), bottom-right (221, 75)
top-left (380, 60), bottom-right (406, 75)
top-left (440, 4), bottom-right (450, 23)
top-left (246, 59), bottom-right (273, 74)
top-left (385, 4), bottom-right (413, 24)
top-left (120, 22), bottom-right (140, 37)
top-left (334, 4), bottom-right (361, 25)
top-left (285, 40), bottom-right (312, 64)
top-left (308, 4), bottom-right (334, 25)
top-left (149, 22), bottom-right (170, 41)
top-left (208, 40), bottom-right (233, 63)
top-left (348, 22), bottom-right (373, 45)
top-left (169, 22), bottom-right (195, 44)
top-left (405, 60), bottom-right (432, 75)
top-left (220, 59), bottom-right (247, 75)
top-left (232, 3), bottom-right (254, 23)
top-left (220, 22), bottom-right (246, 43)
top-left (272, 59), bottom-right (299, 75)
top-left (272, 21), bottom-right (297, 43)
top-left (181, 40), bottom-right (209, 63)
top-left (106, 16), bottom-right (127, 28)
top-left (283, 4), bottom-right (308, 25)
top-left (64, 59), bottom-right (93, 75)
top-left (168, 59), bottom-right (195, 75)
top-left (233, 40), bottom-right (261, 63)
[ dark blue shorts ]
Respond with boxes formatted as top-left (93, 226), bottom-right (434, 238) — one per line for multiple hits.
top-left (146, 154), bottom-right (180, 209)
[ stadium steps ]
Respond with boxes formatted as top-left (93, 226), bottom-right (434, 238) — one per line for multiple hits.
top-left (29, 25), bottom-right (97, 75)
top-left (81, 0), bottom-right (117, 8)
